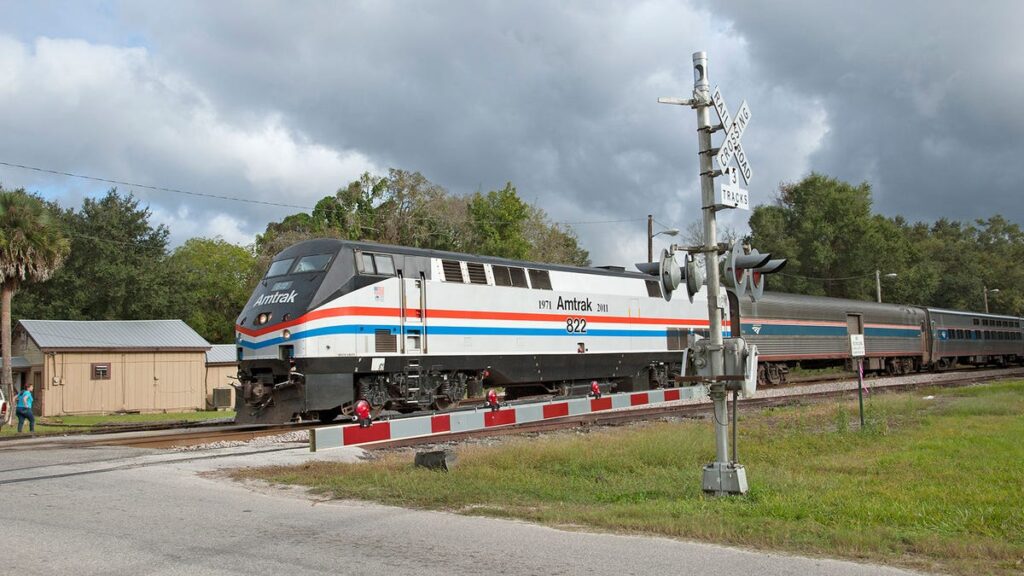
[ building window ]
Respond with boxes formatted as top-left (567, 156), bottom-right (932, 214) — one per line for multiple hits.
top-left (91, 363), bottom-right (111, 380)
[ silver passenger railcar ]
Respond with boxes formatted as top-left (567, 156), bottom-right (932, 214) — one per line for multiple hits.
top-left (925, 308), bottom-right (1022, 369)
top-left (735, 292), bottom-right (927, 384)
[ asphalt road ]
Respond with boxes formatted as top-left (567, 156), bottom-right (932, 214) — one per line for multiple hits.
top-left (0, 440), bottom-right (923, 576)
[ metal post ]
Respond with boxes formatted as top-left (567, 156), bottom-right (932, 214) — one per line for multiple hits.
top-left (984, 286), bottom-right (990, 313)
top-left (647, 214), bottom-right (654, 263)
top-left (691, 51), bottom-right (747, 496)
top-left (875, 269), bottom-right (881, 303)
top-left (857, 358), bottom-right (865, 427)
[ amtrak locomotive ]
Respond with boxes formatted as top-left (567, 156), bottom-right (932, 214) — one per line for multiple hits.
top-left (234, 239), bottom-right (1024, 424)
top-left (233, 239), bottom-right (717, 424)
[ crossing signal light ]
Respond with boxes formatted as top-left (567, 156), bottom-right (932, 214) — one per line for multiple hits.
top-left (635, 248), bottom-right (704, 303)
top-left (486, 389), bottom-right (500, 411)
top-left (724, 240), bottom-right (785, 301)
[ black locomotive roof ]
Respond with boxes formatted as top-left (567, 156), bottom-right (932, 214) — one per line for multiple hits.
top-left (275, 238), bottom-right (654, 281)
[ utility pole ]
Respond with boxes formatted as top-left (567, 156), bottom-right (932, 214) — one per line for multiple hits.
top-left (648, 214), bottom-right (654, 263)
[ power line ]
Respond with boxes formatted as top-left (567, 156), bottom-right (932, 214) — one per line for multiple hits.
top-left (0, 160), bottom-right (648, 228)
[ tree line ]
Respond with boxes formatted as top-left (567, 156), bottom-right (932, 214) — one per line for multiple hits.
top-left (4, 169), bottom-right (590, 347)
top-left (748, 173), bottom-right (1024, 315)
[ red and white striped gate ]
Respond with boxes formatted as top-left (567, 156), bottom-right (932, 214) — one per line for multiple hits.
top-left (309, 386), bottom-right (706, 452)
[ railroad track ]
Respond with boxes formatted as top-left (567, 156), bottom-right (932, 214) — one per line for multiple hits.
top-left (7, 366), bottom-right (1021, 452)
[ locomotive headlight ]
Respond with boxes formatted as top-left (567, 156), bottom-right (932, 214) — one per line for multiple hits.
top-left (257, 312), bottom-right (271, 325)
top-left (282, 329), bottom-right (292, 340)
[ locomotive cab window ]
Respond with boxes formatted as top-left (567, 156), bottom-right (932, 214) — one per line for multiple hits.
top-left (528, 269), bottom-right (552, 290)
top-left (357, 252), bottom-right (396, 276)
top-left (265, 258), bottom-right (294, 278)
top-left (293, 254), bottom-right (333, 273)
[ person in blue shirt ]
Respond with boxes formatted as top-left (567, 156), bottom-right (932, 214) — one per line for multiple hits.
top-left (16, 383), bottom-right (34, 434)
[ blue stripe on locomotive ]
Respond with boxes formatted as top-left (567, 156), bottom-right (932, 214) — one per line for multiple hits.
top-left (239, 324), bottom-right (733, 350)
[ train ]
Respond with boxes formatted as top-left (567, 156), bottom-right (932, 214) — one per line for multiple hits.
top-left (232, 239), bottom-right (1022, 424)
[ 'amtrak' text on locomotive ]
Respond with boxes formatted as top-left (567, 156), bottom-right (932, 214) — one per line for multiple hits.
top-left (538, 296), bottom-right (606, 312)
top-left (255, 290), bottom-right (298, 306)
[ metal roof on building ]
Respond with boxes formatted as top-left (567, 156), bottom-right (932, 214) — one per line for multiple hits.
top-left (206, 344), bottom-right (238, 365)
top-left (19, 319), bottom-right (211, 350)
top-left (0, 356), bottom-right (31, 369)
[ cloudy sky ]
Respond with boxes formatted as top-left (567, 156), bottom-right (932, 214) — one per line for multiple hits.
top-left (0, 0), bottom-right (1020, 266)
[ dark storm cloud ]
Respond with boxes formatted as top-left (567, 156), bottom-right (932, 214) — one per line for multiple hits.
top-left (119, 0), bottom-right (785, 261)
top-left (705, 0), bottom-right (1024, 225)
top-left (3, 0), bottom-right (1012, 266)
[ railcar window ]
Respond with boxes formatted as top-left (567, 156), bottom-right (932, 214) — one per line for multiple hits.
top-left (646, 280), bottom-right (662, 298)
top-left (956, 329), bottom-right (964, 339)
top-left (983, 319), bottom-right (989, 326)
top-left (442, 260), bottom-right (464, 283)
top-left (973, 318), bottom-right (980, 325)
top-left (294, 254), bottom-right (333, 273)
top-left (467, 262), bottom-right (487, 285)
top-left (984, 330), bottom-right (991, 340)
top-left (509, 267), bottom-right (529, 288)
top-left (492, 265), bottom-right (512, 286)
top-left (266, 258), bottom-right (294, 277)
top-left (975, 329), bottom-right (981, 339)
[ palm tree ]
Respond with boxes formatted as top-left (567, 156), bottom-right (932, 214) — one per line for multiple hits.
top-left (0, 189), bottom-right (70, 423)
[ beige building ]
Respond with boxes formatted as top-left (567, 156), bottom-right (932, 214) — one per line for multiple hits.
top-left (14, 319), bottom-right (212, 417)
top-left (205, 344), bottom-right (238, 410)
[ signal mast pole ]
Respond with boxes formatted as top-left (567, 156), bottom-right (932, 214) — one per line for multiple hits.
top-left (691, 53), bottom-right (730, 474)
top-left (659, 49), bottom-right (749, 494)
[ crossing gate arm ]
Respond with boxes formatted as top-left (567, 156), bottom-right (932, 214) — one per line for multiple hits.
top-left (310, 387), bottom-right (709, 452)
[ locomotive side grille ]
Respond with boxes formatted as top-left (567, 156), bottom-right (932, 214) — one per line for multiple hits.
top-left (509, 267), bottom-right (529, 288)
top-left (375, 329), bottom-right (397, 353)
top-left (466, 262), bottom-right (487, 284)
top-left (528, 269), bottom-right (552, 290)
top-left (442, 259), bottom-right (464, 283)
top-left (492, 265), bottom-right (513, 286)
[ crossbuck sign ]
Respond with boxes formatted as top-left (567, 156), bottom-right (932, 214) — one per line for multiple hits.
top-left (711, 86), bottom-right (753, 185)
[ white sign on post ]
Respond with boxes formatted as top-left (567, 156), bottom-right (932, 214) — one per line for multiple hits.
top-left (711, 86), bottom-right (753, 185)
top-left (850, 334), bottom-right (866, 357)
top-left (716, 101), bottom-right (750, 173)
top-left (716, 167), bottom-right (749, 210)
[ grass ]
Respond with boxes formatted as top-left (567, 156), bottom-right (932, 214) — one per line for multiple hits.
top-left (0, 410), bottom-right (234, 437)
top-left (234, 381), bottom-right (1024, 575)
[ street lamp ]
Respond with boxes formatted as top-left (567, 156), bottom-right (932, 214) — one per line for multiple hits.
top-left (647, 214), bottom-right (679, 262)
top-left (983, 286), bottom-right (1000, 313)
top-left (875, 270), bottom-right (898, 303)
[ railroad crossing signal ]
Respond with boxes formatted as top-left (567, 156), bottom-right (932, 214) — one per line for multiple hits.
top-left (724, 240), bottom-right (786, 302)
top-left (711, 86), bottom-right (752, 185)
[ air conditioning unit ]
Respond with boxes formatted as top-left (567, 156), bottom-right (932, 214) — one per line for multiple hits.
top-left (212, 387), bottom-right (233, 409)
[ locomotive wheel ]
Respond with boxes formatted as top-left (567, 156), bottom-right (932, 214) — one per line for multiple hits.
top-left (432, 373), bottom-right (467, 411)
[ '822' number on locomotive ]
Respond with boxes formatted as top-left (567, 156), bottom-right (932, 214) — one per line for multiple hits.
top-left (566, 317), bottom-right (587, 333)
